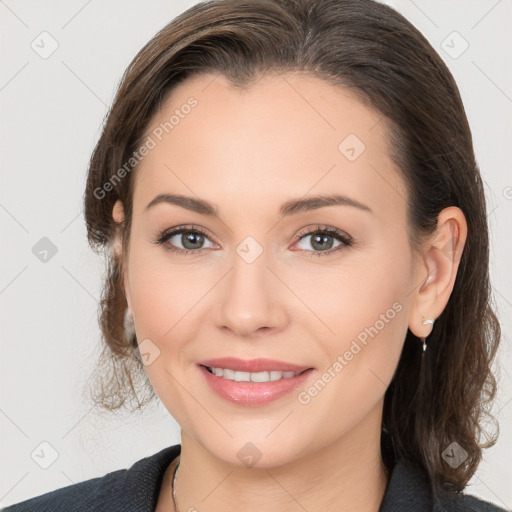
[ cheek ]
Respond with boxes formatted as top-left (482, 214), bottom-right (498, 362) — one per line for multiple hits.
top-left (288, 244), bottom-right (410, 343)
top-left (126, 238), bottom-right (222, 391)
top-left (129, 259), bottom-right (206, 343)
top-left (291, 273), bottom-right (409, 441)
top-left (294, 243), bottom-right (411, 387)
top-left (125, 247), bottom-right (211, 421)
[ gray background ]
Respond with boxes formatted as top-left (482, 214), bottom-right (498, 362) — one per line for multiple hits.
top-left (1, 0), bottom-right (511, 508)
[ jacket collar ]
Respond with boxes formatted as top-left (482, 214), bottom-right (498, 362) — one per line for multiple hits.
top-left (379, 458), bottom-right (433, 512)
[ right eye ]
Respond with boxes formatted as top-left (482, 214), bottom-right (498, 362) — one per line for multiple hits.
top-left (154, 225), bottom-right (218, 255)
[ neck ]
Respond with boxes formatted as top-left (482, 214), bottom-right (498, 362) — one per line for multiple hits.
top-left (171, 405), bottom-right (389, 512)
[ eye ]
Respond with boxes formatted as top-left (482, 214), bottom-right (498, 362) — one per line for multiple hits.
top-left (153, 223), bottom-right (353, 258)
top-left (153, 225), bottom-right (217, 255)
top-left (291, 225), bottom-right (353, 257)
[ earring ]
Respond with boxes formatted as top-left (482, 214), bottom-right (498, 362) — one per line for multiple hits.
top-left (123, 306), bottom-right (136, 344)
top-left (420, 319), bottom-right (435, 352)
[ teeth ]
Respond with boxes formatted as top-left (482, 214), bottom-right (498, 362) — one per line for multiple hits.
top-left (207, 367), bottom-right (303, 382)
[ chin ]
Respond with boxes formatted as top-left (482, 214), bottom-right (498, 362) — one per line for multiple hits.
top-left (198, 434), bottom-right (306, 469)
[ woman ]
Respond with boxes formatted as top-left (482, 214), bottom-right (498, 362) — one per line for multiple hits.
top-left (3, 0), bottom-right (507, 511)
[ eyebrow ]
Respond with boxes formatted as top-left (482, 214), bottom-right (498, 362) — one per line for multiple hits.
top-left (145, 193), bottom-right (373, 216)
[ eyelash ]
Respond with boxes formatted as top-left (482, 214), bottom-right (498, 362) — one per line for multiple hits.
top-left (153, 224), bottom-right (353, 258)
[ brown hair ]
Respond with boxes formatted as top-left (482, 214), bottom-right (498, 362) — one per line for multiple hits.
top-left (83, 0), bottom-right (501, 498)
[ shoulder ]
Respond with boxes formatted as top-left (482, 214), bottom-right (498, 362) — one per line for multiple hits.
top-left (1, 444), bottom-right (181, 512)
top-left (380, 458), bottom-right (509, 512)
top-left (1, 469), bottom-right (127, 512)
top-left (434, 491), bottom-right (510, 512)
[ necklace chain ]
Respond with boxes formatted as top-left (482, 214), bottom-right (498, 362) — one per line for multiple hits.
top-left (171, 458), bottom-right (181, 512)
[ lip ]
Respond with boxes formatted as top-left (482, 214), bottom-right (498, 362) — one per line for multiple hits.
top-left (197, 359), bottom-right (316, 407)
top-left (198, 357), bottom-right (312, 373)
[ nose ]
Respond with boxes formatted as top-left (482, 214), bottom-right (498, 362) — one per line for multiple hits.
top-left (213, 251), bottom-right (289, 338)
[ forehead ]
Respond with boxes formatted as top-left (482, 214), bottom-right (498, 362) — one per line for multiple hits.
top-left (133, 72), bottom-right (407, 219)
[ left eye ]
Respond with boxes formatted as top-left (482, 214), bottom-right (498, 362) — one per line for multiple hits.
top-left (293, 229), bottom-right (352, 254)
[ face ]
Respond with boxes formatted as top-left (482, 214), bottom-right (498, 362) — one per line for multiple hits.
top-left (113, 72), bottom-right (420, 467)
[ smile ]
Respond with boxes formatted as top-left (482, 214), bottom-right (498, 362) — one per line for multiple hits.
top-left (204, 366), bottom-right (306, 382)
top-left (199, 364), bottom-right (316, 406)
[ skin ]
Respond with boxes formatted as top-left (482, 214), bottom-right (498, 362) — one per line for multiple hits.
top-left (111, 72), bottom-right (467, 512)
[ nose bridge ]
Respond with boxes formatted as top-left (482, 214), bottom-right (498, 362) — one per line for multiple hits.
top-left (232, 241), bottom-right (269, 292)
top-left (214, 238), bottom-right (286, 335)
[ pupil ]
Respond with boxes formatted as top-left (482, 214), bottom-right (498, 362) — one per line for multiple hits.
top-left (312, 233), bottom-right (333, 251)
top-left (183, 232), bottom-right (204, 249)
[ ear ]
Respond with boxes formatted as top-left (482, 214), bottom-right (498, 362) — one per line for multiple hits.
top-left (112, 199), bottom-right (125, 258)
top-left (111, 199), bottom-right (132, 311)
top-left (408, 206), bottom-right (468, 338)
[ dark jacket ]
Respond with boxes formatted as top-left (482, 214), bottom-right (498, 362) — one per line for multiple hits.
top-left (1, 443), bottom-right (508, 512)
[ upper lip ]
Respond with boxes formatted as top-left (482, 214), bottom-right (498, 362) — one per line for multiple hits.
top-left (198, 357), bottom-right (313, 373)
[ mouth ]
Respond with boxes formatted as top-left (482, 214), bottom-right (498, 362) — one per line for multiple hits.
top-left (198, 356), bottom-right (313, 374)
top-left (197, 358), bottom-right (316, 406)
top-left (201, 364), bottom-right (311, 382)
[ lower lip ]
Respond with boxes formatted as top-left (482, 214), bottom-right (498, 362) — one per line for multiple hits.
top-left (198, 365), bottom-right (315, 406)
